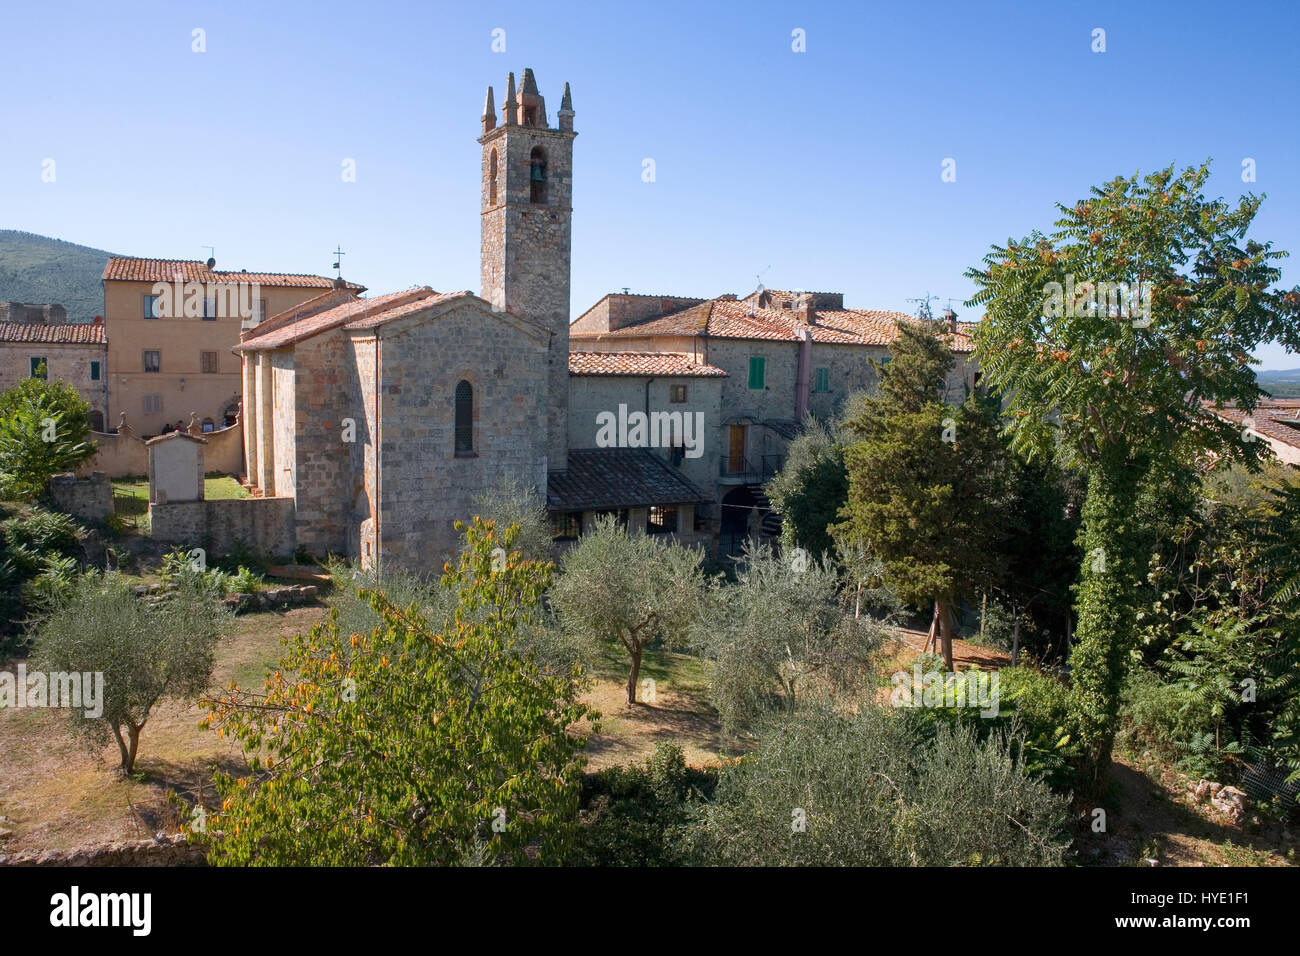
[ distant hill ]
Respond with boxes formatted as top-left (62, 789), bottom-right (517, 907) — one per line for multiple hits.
top-left (1258, 368), bottom-right (1300, 398)
top-left (0, 230), bottom-right (116, 322)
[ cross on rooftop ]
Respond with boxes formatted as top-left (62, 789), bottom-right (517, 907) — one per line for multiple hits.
top-left (332, 245), bottom-right (346, 274)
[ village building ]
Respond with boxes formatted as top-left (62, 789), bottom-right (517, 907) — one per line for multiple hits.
top-left (570, 289), bottom-right (979, 550)
top-left (1206, 398), bottom-right (1300, 466)
top-left (0, 305), bottom-right (108, 426)
top-left (101, 257), bottom-right (363, 436)
top-left (226, 68), bottom-right (988, 570)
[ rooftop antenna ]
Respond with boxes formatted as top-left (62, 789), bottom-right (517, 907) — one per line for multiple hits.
top-left (201, 245), bottom-right (216, 268)
top-left (754, 264), bottom-right (772, 293)
top-left (905, 291), bottom-right (940, 321)
top-left (332, 244), bottom-right (346, 275)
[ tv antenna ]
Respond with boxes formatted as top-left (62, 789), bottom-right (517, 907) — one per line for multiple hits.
top-left (332, 244), bottom-right (346, 275)
top-left (905, 291), bottom-right (941, 321)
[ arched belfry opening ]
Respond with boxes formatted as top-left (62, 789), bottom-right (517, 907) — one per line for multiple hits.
top-left (529, 146), bottom-right (547, 204)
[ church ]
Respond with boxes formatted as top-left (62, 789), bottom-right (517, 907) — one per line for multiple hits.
top-left (234, 69), bottom-right (978, 571)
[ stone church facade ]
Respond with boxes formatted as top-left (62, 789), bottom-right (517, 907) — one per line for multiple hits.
top-left (236, 70), bottom-right (710, 571)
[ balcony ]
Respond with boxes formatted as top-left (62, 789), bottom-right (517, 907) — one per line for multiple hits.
top-left (718, 454), bottom-right (785, 484)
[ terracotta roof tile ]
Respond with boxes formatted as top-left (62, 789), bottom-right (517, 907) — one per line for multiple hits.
top-left (568, 351), bottom-right (727, 377)
top-left (548, 448), bottom-right (710, 511)
top-left (343, 291), bottom-right (474, 329)
top-left (102, 257), bottom-right (365, 291)
top-left (235, 287), bottom-right (437, 351)
top-left (575, 297), bottom-right (976, 352)
top-left (1207, 401), bottom-right (1300, 450)
top-left (0, 322), bottom-right (106, 345)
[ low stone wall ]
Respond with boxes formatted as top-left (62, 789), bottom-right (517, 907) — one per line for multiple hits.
top-left (48, 471), bottom-right (113, 521)
top-left (77, 414), bottom-right (244, 479)
top-left (149, 496), bottom-right (296, 557)
top-left (0, 834), bottom-right (206, 867)
top-left (78, 428), bottom-right (149, 479)
top-left (203, 418), bottom-right (244, 475)
top-left (223, 584), bottom-right (319, 613)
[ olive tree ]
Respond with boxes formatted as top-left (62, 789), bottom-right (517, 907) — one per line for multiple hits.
top-left (33, 571), bottom-right (234, 774)
top-left (551, 514), bottom-right (708, 706)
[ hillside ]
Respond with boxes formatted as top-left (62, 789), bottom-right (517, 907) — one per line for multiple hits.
top-left (0, 230), bottom-right (116, 322)
top-left (1258, 368), bottom-right (1300, 398)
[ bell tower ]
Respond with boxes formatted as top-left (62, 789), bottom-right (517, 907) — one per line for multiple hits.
top-left (479, 68), bottom-right (576, 473)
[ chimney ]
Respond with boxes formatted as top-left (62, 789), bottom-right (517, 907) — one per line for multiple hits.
top-left (797, 293), bottom-right (815, 325)
top-left (942, 307), bottom-right (958, 333)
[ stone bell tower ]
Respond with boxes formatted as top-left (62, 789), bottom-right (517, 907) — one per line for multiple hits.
top-left (479, 68), bottom-right (576, 473)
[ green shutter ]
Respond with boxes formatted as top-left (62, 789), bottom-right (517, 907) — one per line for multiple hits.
top-left (748, 356), bottom-right (766, 389)
top-left (91, 361), bottom-right (101, 381)
top-left (814, 367), bottom-right (829, 392)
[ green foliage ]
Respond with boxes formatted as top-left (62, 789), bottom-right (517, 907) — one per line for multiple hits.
top-left (159, 548), bottom-right (262, 597)
top-left (0, 377), bottom-right (96, 500)
top-left (966, 162), bottom-right (1300, 776)
top-left (767, 418), bottom-right (848, 559)
top-left (470, 477), bottom-right (553, 563)
top-left (696, 539), bottom-right (886, 734)
top-left (680, 704), bottom-right (1070, 866)
top-left (199, 518), bottom-right (595, 866)
top-left (833, 322), bottom-right (1010, 669)
top-left (569, 744), bottom-right (718, 866)
top-left (551, 514), bottom-right (709, 705)
top-left (0, 507), bottom-right (88, 651)
top-left (31, 571), bottom-right (234, 773)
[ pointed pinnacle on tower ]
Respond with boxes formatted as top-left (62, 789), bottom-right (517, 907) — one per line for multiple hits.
top-left (558, 81), bottom-right (574, 131)
top-left (502, 72), bottom-right (517, 125)
top-left (482, 86), bottom-right (496, 133)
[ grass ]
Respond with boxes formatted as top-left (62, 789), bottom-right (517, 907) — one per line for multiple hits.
top-left (111, 473), bottom-right (249, 514)
top-left (0, 606), bottom-right (317, 854)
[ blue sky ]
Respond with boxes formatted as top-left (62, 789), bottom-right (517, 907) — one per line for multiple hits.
top-left (3, 0), bottom-right (1298, 366)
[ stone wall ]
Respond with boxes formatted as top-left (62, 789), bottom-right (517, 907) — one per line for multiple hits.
top-left (77, 414), bottom-right (244, 480)
top-left (0, 834), bottom-right (206, 867)
top-left (149, 496), bottom-right (295, 557)
top-left (568, 374), bottom-right (723, 497)
top-left (48, 471), bottom-right (113, 521)
top-left (0, 341), bottom-right (108, 420)
top-left (366, 303), bottom-right (549, 569)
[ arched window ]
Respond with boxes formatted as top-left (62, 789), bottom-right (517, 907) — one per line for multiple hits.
top-left (488, 148), bottom-right (498, 205)
top-left (454, 380), bottom-right (473, 455)
top-left (529, 146), bottom-right (547, 204)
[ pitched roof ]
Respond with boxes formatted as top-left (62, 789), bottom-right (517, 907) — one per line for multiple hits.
top-left (568, 351), bottom-right (727, 377)
top-left (548, 448), bottom-right (711, 511)
top-left (573, 297), bottom-right (976, 352)
top-left (235, 287), bottom-right (440, 351)
top-left (343, 291), bottom-right (475, 330)
top-left (0, 322), bottom-right (106, 345)
top-left (102, 257), bottom-right (365, 291)
top-left (1206, 401), bottom-right (1300, 450)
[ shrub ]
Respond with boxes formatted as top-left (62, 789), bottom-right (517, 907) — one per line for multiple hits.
top-left (1, 508), bottom-right (85, 558)
top-left (680, 704), bottom-right (1071, 866)
top-left (569, 744), bottom-right (718, 866)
